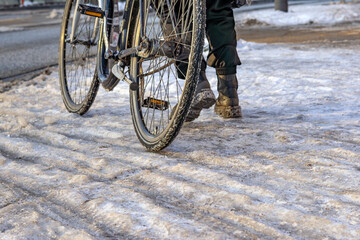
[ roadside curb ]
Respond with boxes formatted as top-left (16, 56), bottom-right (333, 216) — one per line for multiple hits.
top-left (0, 3), bottom-right (65, 11)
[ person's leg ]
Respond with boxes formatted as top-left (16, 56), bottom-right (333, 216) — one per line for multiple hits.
top-left (153, 0), bottom-right (215, 121)
top-left (206, 0), bottom-right (242, 118)
top-left (185, 59), bottom-right (216, 122)
top-left (172, 1), bottom-right (217, 122)
top-left (215, 74), bottom-right (241, 118)
top-left (206, 0), bottom-right (240, 75)
top-left (187, 0), bottom-right (242, 121)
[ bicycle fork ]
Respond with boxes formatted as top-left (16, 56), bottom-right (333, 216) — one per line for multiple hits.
top-left (69, 0), bottom-right (103, 45)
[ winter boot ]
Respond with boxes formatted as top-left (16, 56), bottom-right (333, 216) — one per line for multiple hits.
top-left (214, 74), bottom-right (242, 118)
top-left (185, 71), bottom-right (216, 122)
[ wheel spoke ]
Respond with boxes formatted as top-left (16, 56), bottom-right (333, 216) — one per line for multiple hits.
top-left (63, 0), bottom-right (99, 105)
top-left (133, 0), bottom-right (197, 136)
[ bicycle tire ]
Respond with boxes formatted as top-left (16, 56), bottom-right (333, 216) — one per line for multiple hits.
top-left (129, 0), bottom-right (205, 151)
top-left (59, 0), bottom-right (100, 115)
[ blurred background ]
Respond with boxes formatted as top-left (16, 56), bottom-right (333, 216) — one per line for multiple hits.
top-left (0, 0), bottom-right (358, 83)
top-left (1, 0), bottom-right (65, 8)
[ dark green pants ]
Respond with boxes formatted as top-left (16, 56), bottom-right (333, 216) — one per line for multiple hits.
top-left (206, 0), bottom-right (241, 75)
top-left (176, 0), bottom-right (241, 78)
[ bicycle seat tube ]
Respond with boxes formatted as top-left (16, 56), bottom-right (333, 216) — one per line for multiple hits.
top-left (100, 0), bottom-right (110, 53)
top-left (69, 0), bottom-right (83, 42)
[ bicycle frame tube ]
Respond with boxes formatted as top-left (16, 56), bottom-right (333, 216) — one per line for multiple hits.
top-left (139, 0), bottom-right (145, 39)
top-left (96, 0), bottom-right (145, 66)
top-left (70, 0), bottom-right (101, 44)
top-left (96, 0), bottom-right (135, 81)
top-left (91, 18), bottom-right (99, 42)
top-left (69, 0), bottom-right (83, 42)
top-left (100, 0), bottom-right (135, 56)
top-left (69, 0), bottom-right (144, 55)
top-left (100, 0), bottom-right (110, 52)
top-left (118, 0), bottom-right (135, 51)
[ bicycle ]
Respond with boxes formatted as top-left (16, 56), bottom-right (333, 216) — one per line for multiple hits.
top-left (58, 0), bottom-right (205, 151)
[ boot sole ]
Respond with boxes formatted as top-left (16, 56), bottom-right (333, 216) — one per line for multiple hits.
top-left (191, 89), bottom-right (216, 109)
top-left (214, 105), bottom-right (242, 118)
top-left (186, 89), bottom-right (216, 122)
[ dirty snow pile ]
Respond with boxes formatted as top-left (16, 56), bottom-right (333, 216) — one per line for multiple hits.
top-left (237, 2), bottom-right (360, 26)
top-left (1, 35), bottom-right (360, 239)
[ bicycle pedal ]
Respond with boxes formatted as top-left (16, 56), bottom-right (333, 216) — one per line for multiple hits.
top-left (142, 97), bottom-right (169, 111)
top-left (78, 4), bottom-right (105, 18)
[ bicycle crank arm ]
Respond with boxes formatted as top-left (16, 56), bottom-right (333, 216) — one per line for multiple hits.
top-left (106, 44), bottom-right (145, 60)
top-left (137, 39), bottom-right (190, 60)
top-left (110, 39), bottom-right (190, 61)
top-left (112, 63), bottom-right (138, 91)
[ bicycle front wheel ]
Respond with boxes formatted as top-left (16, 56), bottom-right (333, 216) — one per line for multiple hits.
top-left (59, 0), bottom-right (100, 115)
top-left (129, 0), bottom-right (205, 151)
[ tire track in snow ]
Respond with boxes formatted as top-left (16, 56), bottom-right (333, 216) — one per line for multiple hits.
top-left (122, 169), bottom-right (290, 239)
top-left (0, 136), bottom-right (160, 187)
top-left (1, 41), bottom-right (360, 239)
top-left (0, 156), bottom-right (149, 239)
top-left (0, 177), bottom-right (131, 240)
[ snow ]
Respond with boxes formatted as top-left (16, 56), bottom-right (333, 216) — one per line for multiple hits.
top-left (1, 38), bottom-right (359, 239)
top-left (47, 9), bottom-right (63, 19)
top-left (0, 26), bottom-right (24, 33)
top-left (118, 1), bottom-right (126, 12)
top-left (23, 1), bottom-right (37, 7)
top-left (237, 2), bottom-right (360, 26)
top-left (1, 2), bottom-right (360, 239)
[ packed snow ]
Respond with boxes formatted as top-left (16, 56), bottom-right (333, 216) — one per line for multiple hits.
top-left (237, 1), bottom-right (360, 26)
top-left (1, 2), bottom-right (360, 239)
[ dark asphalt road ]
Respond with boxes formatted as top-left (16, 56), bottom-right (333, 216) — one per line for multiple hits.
top-left (0, 9), bottom-right (62, 80)
top-left (0, 25), bottom-right (60, 79)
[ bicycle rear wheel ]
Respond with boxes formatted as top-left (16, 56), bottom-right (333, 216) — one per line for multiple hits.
top-left (59, 0), bottom-right (100, 115)
top-left (129, 0), bottom-right (205, 151)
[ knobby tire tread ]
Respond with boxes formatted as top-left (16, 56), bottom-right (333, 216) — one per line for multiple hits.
top-left (129, 0), bottom-right (206, 151)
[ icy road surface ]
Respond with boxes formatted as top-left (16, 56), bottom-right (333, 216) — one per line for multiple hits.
top-left (0, 38), bottom-right (359, 239)
top-left (1, 3), bottom-right (360, 239)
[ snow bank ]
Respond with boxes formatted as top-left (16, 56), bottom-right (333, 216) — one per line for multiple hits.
top-left (237, 2), bottom-right (360, 26)
top-left (23, 1), bottom-right (38, 7)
